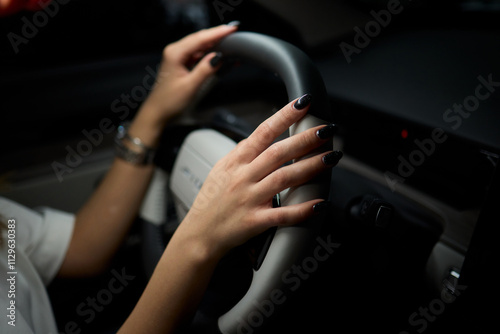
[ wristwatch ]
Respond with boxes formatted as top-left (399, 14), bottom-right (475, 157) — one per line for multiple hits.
top-left (115, 123), bottom-right (156, 165)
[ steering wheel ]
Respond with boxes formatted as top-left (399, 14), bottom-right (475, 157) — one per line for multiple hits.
top-left (140, 31), bottom-right (333, 334)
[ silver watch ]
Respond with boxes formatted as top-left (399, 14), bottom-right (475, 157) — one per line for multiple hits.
top-left (115, 123), bottom-right (156, 165)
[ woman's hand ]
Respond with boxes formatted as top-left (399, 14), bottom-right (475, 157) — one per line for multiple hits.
top-left (129, 23), bottom-right (238, 147)
top-left (139, 24), bottom-right (237, 123)
top-left (119, 95), bottom-right (341, 334)
top-left (175, 94), bottom-right (342, 260)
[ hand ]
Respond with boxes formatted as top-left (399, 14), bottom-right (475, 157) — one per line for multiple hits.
top-left (117, 96), bottom-right (341, 334)
top-left (140, 24), bottom-right (238, 125)
top-left (128, 23), bottom-right (238, 147)
top-left (176, 95), bottom-right (342, 259)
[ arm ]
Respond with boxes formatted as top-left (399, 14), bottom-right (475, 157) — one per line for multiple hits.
top-left (118, 96), bottom-right (342, 333)
top-left (57, 24), bottom-right (239, 277)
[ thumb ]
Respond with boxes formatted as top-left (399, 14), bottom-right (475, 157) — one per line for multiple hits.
top-left (188, 52), bottom-right (222, 89)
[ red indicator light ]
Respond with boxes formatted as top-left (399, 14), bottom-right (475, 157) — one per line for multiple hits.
top-left (401, 129), bottom-right (408, 139)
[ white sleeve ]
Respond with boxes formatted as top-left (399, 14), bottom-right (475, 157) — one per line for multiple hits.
top-left (0, 197), bottom-right (75, 286)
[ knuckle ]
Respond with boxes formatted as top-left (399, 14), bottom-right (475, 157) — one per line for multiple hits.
top-left (221, 152), bottom-right (240, 171)
top-left (281, 103), bottom-right (299, 124)
top-left (244, 210), bottom-right (263, 231)
top-left (162, 44), bottom-right (176, 59)
top-left (272, 168), bottom-right (289, 188)
top-left (304, 129), bottom-right (319, 146)
top-left (236, 190), bottom-right (253, 208)
top-left (269, 209), bottom-right (286, 226)
top-left (254, 122), bottom-right (275, 144)
top-left (234, 139), bottom-right (248, 153)
top-left (299, 158), bottom-right (322, 180)
top-left (266, 144), bottom-right (283, 162)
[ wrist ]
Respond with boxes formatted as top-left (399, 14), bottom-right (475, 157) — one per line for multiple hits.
top-left (163, 228), bottom-right (223, 272)
top-left (127, 108), bottom-right (165, 148)
top-left (139, 96), bottom-right (179, 125)
top-left (115, 123), bottom-right (157, 165)
top-left (172, 214), bottom-right (227, 265)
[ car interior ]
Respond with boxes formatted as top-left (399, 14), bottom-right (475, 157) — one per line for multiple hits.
top-left (0, 0), bottom-right (498, 333)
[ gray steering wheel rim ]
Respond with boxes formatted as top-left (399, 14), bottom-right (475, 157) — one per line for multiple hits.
top-left (141, 31), bottom-right (333, 334)
top-left (212, 32), bottom-right (332, 334)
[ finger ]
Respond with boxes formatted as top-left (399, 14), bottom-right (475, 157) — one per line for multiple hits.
top-left (249, 123), bottom-right (337, 180)
top-left (241, 94), bottom-right (312, 162)
top-left (188, 52), bottom-right (221, 89)
top-left (168, 24), bottom-right (238, 64)
top-left (185, 50), bottom-right (206, 68)
top-left (255, 199), bottom-right (325, 229)
top-left (255, 151), bottom-right (341, 199)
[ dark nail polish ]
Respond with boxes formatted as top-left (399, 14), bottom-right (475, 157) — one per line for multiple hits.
top-left (227, 20), bottom-right (240, 27)
top-left (322, 151), bottom-right (343, 166)
top-left (313, 201), bottom-right (331, 213)
top-left (293, 94), bottom-right (313, 110)
top-left (316, 124), bottom-right (338, 140)
top-left (210, 52), bottom-right (223, 67)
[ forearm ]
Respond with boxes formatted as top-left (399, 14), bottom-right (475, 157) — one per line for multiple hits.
top-left (58, 105), bottom-right (166, 277)
top-left (56, 22), bottom-right (237, 277)
top-left (118, 225), bottom-right (221, 334)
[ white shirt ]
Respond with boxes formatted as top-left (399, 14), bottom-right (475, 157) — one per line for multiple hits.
top-left (0, 197), bottom-right (74, 334)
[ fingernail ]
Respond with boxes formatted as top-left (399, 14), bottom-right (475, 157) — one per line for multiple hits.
top-left (313, 201), bottom-right (331, 213)
top-left (293, 93), bottom-right (313, 110)
top-left (322, 151), bottom-right (343, 166)
top-left (227, 20), bottom-right (240, 27)
top-left (210, 52), bottom-right (223, 67)
top-left (316, 124), bottom-right (338, 140)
